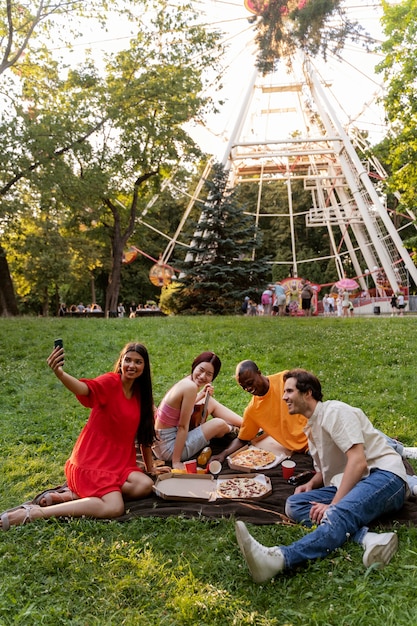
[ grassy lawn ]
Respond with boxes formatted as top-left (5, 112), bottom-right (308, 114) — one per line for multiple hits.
top-left (1, 315), bottom-right (417, 625)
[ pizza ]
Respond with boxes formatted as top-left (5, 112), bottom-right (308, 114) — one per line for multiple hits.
top-left (217, 477), bottom-right (269, 499)
top-left (231, 447), bottom-right (276, 469)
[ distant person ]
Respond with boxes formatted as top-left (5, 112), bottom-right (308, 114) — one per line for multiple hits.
top-left (342, 290), bottom-right (350, 317)
top-left (397, 293), bottom-right (406, 316)
top-left (241, 296), bottom-right (250, 315)
top-left (261, 288), bottom-right (273, 316)
top-left (234, 368), bottom-right (408, 582)
top-left (336, 293), bottom-right (343, 317)
top-left (117, 303), bottom-right (126, 318)
top-left (0, 342), bottom-right (169, 530)
top-left (300, 279), bottom-right (314, 317)
top-left (390, 294), bottom-right (398, 317)
top-left (322, 295), bottom-right (330, 317)
top-left (153, 352), bottom-right (242, 470)
top-left (273, 282), bottom-right (287, 317)
top-left (327, 295), bottom-right (335, 316)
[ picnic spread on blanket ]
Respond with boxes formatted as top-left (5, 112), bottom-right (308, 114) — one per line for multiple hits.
top-left (115, 436), bottom-right (417, 528)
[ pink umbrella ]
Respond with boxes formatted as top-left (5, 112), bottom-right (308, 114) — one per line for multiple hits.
top-left (334, 278), bottom-right (359, 290)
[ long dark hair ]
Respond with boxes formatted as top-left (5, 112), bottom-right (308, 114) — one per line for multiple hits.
top-left (191, 351), bottom-right (222, 381)
top-left (113, 342), bottom-right (156, 446)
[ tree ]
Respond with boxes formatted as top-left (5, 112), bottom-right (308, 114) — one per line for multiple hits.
top-left (0, 0), bottom-right (116, 315)
top-left (167, 163), bottom-right (271, 314)
top-left (376, 0), bottom-right (417, 214)
top-left (232, 177), bottom-right (339, 285)
top-left (0, 1), bottom-right (222, 315)
top-left (250, 0), bottom-right (366, 74)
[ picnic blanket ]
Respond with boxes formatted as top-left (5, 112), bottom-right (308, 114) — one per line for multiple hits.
top-left (117, 447), bottom-right (417, 528)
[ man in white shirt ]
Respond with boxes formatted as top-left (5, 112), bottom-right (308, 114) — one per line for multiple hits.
top-left (235, 368), bottom-right (408, 583)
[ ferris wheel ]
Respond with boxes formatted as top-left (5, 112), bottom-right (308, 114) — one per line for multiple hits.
top-left (134, 1), bottom-right (417, 295)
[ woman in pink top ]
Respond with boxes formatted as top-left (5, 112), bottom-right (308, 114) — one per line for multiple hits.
top-left (153, 352), bottom-right (242, 470)
top-left (1, 342), bottom-right (169, 530)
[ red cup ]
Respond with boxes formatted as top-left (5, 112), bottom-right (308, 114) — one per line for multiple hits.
top-left (184, 459), bottom-right (197, 474)
top-left (281, 459), bottom-right (296, 480)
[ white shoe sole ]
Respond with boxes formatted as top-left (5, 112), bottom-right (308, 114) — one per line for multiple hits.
top-left (363, 533), bottom-right (398, 568)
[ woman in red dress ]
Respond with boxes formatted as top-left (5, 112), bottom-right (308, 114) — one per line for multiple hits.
top-left (1, 342), bottom-right (168, 530)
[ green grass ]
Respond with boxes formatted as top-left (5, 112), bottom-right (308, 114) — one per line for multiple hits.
top-left (1, 315), bottom-right (417, 625)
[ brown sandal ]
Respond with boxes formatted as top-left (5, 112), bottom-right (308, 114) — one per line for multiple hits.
top-left (32, 484), bottom-right (75, 507)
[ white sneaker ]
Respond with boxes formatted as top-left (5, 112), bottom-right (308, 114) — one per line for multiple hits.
top-left (362, 531), bottom-right (398, 568)
top-left (235, 520), bottom-right (285, 583)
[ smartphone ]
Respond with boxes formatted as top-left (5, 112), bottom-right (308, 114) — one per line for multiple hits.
top-left (54, 338), bottom-right (64, 350)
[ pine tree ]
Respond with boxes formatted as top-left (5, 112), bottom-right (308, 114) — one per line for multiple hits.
top-left (171, 163), bottom-right (271, 314)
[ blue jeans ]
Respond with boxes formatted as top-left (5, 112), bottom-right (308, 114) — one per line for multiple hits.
top-left (281, 469), bottom-right (406, 569)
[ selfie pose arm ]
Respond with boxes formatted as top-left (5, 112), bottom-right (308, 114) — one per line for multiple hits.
top-left (47, 346), bottom-right (89, 396)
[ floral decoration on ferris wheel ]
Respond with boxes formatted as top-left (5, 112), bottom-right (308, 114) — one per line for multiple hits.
top-left (243, 0), bottom-right (355, 74)
top-left (244, 0), bottom-right (308, 16)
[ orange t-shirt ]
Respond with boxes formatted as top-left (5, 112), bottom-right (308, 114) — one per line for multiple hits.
top-left (238, 372), bottom-right (308, 452)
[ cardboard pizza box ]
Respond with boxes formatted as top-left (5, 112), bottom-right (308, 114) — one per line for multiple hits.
top-left (227, 444), bottom-right (284, 472)
top-left (153, 473), bottom-right (215, 502)
top-left (153, 472), bottom-right (272, 501)
top-left (251, 433), bottom-right (292, 460)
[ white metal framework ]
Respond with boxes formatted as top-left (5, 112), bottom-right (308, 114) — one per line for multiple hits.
top-left (214, 52), bottom-right (417, 294)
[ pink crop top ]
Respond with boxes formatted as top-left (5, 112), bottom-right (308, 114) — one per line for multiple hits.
top-left (156, 399), bottom-right (181, 427)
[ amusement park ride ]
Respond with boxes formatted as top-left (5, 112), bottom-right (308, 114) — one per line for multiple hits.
top-left (128, 0), bottom-right (417, 297)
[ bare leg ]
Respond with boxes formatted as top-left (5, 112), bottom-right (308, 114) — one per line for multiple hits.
top-left (1, 491), bottom-right (126, 529)
top-left (207, 398), bottom-right (242, 427)
top-left (122, 471), bottom-right (154, 500)
top-left (201, 417), bottom-right (231, 440)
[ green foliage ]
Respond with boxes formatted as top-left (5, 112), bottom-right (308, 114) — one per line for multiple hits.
top-left (376, 0), bottom-right (417, 212)
top-left (234, 179), bottom-right (339, 285)
top-left (0, 1), bottom-right (223, 316)
top-left (1, 316), bottom-right (417, 624)
top-left (171, 163), bottom-right (271, 314)
top-left (252, 0), bottom-right (366, 74)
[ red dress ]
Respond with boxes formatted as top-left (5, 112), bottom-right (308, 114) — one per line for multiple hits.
top-left (64, 373), bottom-right (142, 498)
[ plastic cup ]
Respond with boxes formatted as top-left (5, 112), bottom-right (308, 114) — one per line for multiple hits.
top-left (281, 459), bottom-right (296, 480)
top-left (208, 460), bottom-right (222, 475)
top-left (184, 459), bottom-right (197, 474)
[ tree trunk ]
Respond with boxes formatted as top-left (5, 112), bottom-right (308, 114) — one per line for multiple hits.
top-left (105, 240), bottom-right (124, 316)
top-left (0, 245), bottom-right (19, 316)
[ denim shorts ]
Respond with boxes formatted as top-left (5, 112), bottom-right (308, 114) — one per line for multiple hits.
top-left (153, 427), bottom-right (209, 462)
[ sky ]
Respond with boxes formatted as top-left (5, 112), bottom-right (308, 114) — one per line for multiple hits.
top-left (184, 0), bottom-right (389, 159)
top-left (47, 0), bottom-right (390, 159)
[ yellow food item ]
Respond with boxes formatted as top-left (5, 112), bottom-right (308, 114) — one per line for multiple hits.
top-left (197, 446), bottom-right (212, 467)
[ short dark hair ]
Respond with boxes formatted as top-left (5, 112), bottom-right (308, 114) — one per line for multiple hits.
top-left (191, 352), bottom-right (221, 380)
top-left (283, 368), bottom-right (323, 401)
top-left (236, 360), bottom-right (260, 378)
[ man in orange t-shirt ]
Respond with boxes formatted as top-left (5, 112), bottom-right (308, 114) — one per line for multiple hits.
top-left (212, 360), bottom-right (308, 463)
